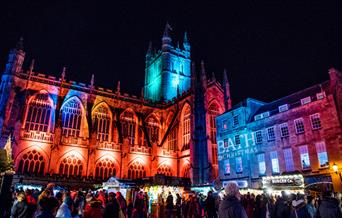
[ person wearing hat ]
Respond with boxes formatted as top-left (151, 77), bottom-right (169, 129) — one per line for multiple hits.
top-left (218, 182), bottom-right (247, 218)
top-left (290, 194), bottom-right (310, 218)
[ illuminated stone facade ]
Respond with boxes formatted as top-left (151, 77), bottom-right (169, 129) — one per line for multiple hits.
top-left (0, 27), bottom-right (231, 185)
top-left (216, 69), bottom-right (342, 192)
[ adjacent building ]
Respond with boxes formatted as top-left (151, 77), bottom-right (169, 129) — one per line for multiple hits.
top-left (0, 24), bottom-right (232, 186)
top-left (216, 69), bottom-right (342, 192)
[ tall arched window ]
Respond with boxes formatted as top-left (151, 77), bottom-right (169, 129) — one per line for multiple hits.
top-left (17, 149), bottom-right (45, 175)
top-left (95, 158), bottom-right (117, 180)
top-left (25, 92), bottom-right (52, 132)
top-left (182, 104), bottom-right (191, 151)
top-left (146, 116), bottom-right (159, 144)
top-left (167, 127), bottom-right (177, 151)
top-left (59, 154), bottom-right (83, 177)
top-left (61, 98), bottom-right (82, 137)
top-left (121, 110), bottom-right (136, 145)
top-left (92, 104), bottom-right (111, 142)
top-left (157, 164), bottom-right (172, 176)
top-left (208, 103), bottom-right (220, 165)
top-left (127, 160), bottom-right (146, 179)
top-left (183, 164), bottom-right (190, 178)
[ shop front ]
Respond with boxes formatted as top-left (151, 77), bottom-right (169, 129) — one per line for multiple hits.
top-left (262, 174), bottom-right (305, 195)
top-left (304, 174), bottom-right (333, 195)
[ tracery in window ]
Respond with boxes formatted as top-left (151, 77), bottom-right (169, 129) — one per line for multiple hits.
top-left (121, 110), bottom-right (136, 145)
top-left (59, 154), bottom-right (83, 177)
top-left (95, 157), bottom-right (117, 180)
top-left (167, 127), bottom-right (177, 151)
top-left (146, 116), bottom-right (159, 144)
top-left (127, 160), bottom-right (146, 179)
top-left (181, 104), bottom-right (191, 151)
top-left (157, 164), bottom-right (172, 176)
top-left (17, 149), bottom-right (45, 175)
top-left (208, 102), bottom-right (220, 144)
top-left (61, 98), bottom-right (82, 137)
top-left (25, 92), bottom-right (53, 132)
top-left (92, 104), bottom-right (111, 142)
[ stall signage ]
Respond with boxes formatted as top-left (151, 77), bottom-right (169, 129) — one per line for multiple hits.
top-left (262, 175), bottom-right (304, 188)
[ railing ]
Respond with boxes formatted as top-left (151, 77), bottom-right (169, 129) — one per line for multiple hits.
top-left (130, 145), bottom-right (152, 154)
top-left (162, 149), bottom-right (177, 156)
top-left (21, 130), bottom-right (54, 142)
top-left (97, 141), bottom-right (121, 150)
top-left (61, 136), bottom-right (88, 146)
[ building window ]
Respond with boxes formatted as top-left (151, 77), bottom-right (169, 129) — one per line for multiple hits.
top-left (59, 154), bottom-right (83, 177)
top-left (208, 103), bottom-right (220, 144)
top-left (222, 119), bottom-right (228, 130)
top-left (301, 96), bottom-right (311, 105)
top-left (17, 150), bottom-right (45, 175)
top-left (283, 148), bottom-right (295, 172)
top-left (234, 135), bottom-right (241, 145)
top-left (310, 114), bottom-right (322, 130)
top-left (255, 131), bottom-right (263, 144)
top-left (294, 118), bottom-right (305, 134)
top-left (233, 115), bottom-right (239, 127)
top-left (224, 159), bottom-right (230, 175)
top-left (61, 98), bottom-right (82, 137)
top-left (257, 153), bottom-right (266, 175)
top-left (299, 145), bottom-right (310, 169)
top-left (92, 105), bottom-right (111, 141)
top-left (182, 105), bottom-right (191, 151)
top-left (25, 92), bottom-right (52, 132)
top-left (128, 161), bottom-right (146, 179)
top-left (121, 110), bottom-right (136, 145)
top-left (157, 164), bottom-right (172, 176)
top-left (270, 151), bottom-right (280, 174)
top-left (267, 127), bottom-right (275, 141)
top-left (316, 141), bottom-right (329, 168)
top-left (279, 123), bottom-right (289, 138)
top-left (236, 157), bottom-right (243, 173)
top-left (223, 138), bottom-right (228, 148)
top-left (167, 127), bottom-right (177, 151)
top-left (95, 158), bottom-right (117, 180)
top-left (278, 104), bottom-right (289, 113)
top-left (316, 92), bottom-right (326, 100)
top-left (146, 117), bottom-right (159, 144)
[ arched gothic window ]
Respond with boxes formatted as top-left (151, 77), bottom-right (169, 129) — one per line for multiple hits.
top-left (182, 104), bottom-right (191, 151)
top-left (59, 154), bottom-right (83, 177)
top-left (208, 103), bottom-right (220, 144)
top-left (121, 110), bottom-right (136, 145)
top-left (127, 161), bottom-right (146, 179)
top-left (157, 164), bottom-right (172, 176)
top-left (61, 99), bottom-right (82, 137)
top-left (25, 92), bottom-right (52, 132)
top-left (146, 117), bottom-right (159, 144)
top-left (183, 164), bottom-right (190, 178)
top-left (95, 158), bottom-right (117, 180)
top-left (17, 149), bottom-right (45, 175)
top-left (167, 127), bottom-right (177, 151)
top-left (92, 105), bottom-right (111, 142)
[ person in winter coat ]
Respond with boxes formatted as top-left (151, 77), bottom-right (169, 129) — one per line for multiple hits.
top-left (188, 195), bottom-right (201, 218)
top-left (56, 197), bottom-right (73, 218)
top-left (103, 192), bottom-right (120, 218)
top-left (35, 197), bottom-right (60, 218)
top-left (273, 191), bottom-right (291, 218)
top-left (290, 194), bottom-right (310, 218)
top-left (218, 183), bottom-right (247, 218)
top-left (318, 191), bottom-right (342, 218)
top-left (116, 191), bottom-right (127, 216)
top-left (306, 195), bottom-right (316, 218)
top-left (83, 194), bottom-right (103, 218)
top-left (205, 191), bottom-right (217, 218)
top-left (166, 192), bottom-right (174, 218)
top-left (10, 192), bottom-right (28, 218)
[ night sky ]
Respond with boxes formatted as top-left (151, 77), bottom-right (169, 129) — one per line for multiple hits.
top-left (1, 1), bottom-right (342, 104)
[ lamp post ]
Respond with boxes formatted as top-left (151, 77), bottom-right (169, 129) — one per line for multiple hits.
top-left (332, 163), bottom-right (342, 181)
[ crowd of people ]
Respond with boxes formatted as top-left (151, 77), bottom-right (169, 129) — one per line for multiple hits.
top-left (6, 182), bottom-right (342, 218)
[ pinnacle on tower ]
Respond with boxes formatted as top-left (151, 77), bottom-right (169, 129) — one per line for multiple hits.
top-left (163, 22), bottom-right (172, 38)
top-left (211, 72), bottom-right (216, 81)
top-left (16, 37), bottom-right (24, 50)
top-left (116, 81), bottom-right (121, 94)
top-left (146, 41), bottom-right (152, 56)
top-left (162, 22), bottom-right (172, 50)
top-left (223, 69), bottom-right (232, 110)
top-left (90, 74), bottom-right (95, 88)
top-left (223, 69), bottom-right (229, 86)
top-left (200, 60), bottom-right (207, 89)
top-left (61, 67), bottom-right (66, 82)
top-left (183, 31), bottom-right (190, 51)
top-left (29, 59), bottom-right (35, 73)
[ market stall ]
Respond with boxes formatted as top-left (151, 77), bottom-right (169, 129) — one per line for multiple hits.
top-left (262, 174), bottom-right (305, 195)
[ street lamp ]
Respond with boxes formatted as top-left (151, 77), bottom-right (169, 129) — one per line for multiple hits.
top-left (332, 163), bottom-right (342, 181)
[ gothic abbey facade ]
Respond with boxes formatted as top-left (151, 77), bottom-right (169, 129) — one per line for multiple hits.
top-left (0, 25), bottom-right (231, 185)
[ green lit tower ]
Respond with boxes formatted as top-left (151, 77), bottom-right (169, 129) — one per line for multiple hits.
top-left (144, 23), bottom-right (191, 102)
